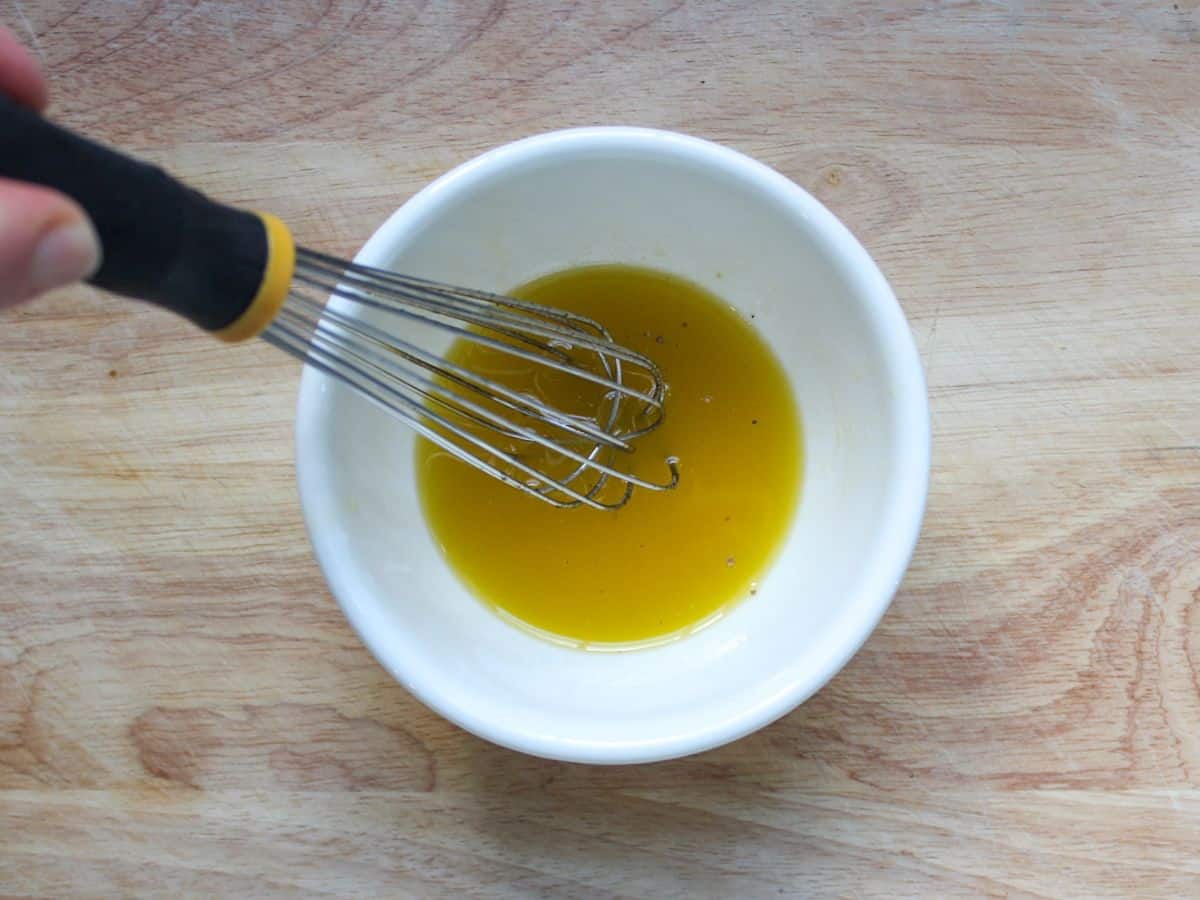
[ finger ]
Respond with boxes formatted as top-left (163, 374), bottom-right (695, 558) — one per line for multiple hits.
top-left (0, 178), bottom-right (101, 308)
top-left (0, 27), bottom-right (48, 110)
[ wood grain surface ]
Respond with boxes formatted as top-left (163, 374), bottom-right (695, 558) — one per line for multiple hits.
top-left (2, 1), bottom-right (1199, 897)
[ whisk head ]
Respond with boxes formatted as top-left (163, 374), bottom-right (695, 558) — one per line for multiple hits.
top-left (263, 248), bottom-right (679, 509)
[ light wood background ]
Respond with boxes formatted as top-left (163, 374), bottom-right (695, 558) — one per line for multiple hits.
top-left (2, 1), bottom-right (1199, 896)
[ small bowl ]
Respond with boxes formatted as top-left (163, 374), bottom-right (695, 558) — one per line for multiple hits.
top-left (295, 127), bottom-right (930, 764)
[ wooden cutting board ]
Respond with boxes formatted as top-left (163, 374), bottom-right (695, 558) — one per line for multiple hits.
top-left (2, 2), bottom-right (1198, 896)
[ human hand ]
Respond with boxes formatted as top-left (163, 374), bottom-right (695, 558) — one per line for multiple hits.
top-left (0, 27), bottom-right (100, 308)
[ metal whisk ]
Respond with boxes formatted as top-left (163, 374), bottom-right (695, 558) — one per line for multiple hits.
top-left (268, 249), bottom-right (679, 508)
top-left (0, 97), bottom-right (678, 509)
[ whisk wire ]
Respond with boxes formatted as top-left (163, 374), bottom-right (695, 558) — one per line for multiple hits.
top-left (267, 317), bottom-right (616, 506)
top-left (263, 249), bottom-right (679, 509)
top-left (282, 289), bottom-right (631, 452)
top-left (268, 314), bottom-right (633, 508)
top-left (293, 261), bottom-right (667, 414)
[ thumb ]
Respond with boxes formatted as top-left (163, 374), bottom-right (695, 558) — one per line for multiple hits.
top-left (0, 177), bottom-right (101, 309)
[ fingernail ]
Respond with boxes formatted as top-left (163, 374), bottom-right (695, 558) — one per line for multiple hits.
top-left (29, 220), bottom-right (101, 294)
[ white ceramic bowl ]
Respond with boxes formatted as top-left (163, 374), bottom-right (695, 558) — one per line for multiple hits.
top-left (295, 127), bottom-right (929, 764)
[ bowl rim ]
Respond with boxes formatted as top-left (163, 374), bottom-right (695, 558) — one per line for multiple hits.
top-left (294, 126), bottom-right (931, 763)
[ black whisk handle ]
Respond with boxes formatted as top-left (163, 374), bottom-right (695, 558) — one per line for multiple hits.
top-left (0, 95), bottom-right (293, 339)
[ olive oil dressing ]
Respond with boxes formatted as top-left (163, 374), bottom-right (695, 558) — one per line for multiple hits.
top-left (416, 264), bottom-right (802, 646)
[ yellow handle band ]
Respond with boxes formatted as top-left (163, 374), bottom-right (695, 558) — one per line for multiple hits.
top-left (214, 212), bottom-right (296, 343)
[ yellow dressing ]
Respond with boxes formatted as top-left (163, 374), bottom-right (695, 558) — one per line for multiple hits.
top-left (415, 264), bottom-right (802, 646)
